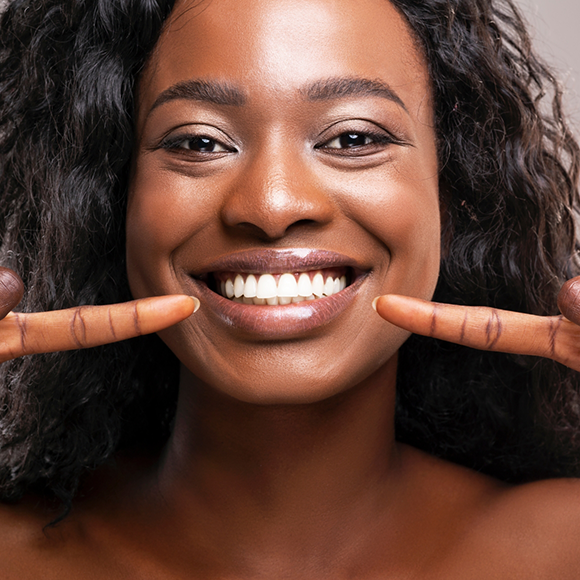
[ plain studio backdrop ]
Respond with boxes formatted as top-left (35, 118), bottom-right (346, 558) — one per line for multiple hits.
top-left (0, 0), bottom-right (577, 132)
top-left (517, 0), bottom-right (580, 137)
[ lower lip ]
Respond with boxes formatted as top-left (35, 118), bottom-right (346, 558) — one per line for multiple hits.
top-left (192, 275), bottom-right (367, 339)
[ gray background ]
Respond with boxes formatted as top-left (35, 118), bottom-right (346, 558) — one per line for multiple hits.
top-left (515, 0), bottom-right (580, 137)
top-left (0, 0), bottom-right (578, 133)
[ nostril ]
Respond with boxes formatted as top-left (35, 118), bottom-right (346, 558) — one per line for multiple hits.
top-left (290, 219), bottom-right (318, 228)
top-left (229, 219), bottom-right (319, 241)
top-left (232, 222), bottom-right (276, 239)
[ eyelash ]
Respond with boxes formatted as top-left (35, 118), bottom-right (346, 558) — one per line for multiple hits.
top-left (315, 129), bottom-right (395, 155)
top-left (159, 134), bottom-right (234, 155)
top-left (158, 128), bottom-right (397, 158)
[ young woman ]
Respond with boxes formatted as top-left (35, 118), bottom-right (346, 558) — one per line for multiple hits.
top-left (0, 0), bottom-right (580, 577)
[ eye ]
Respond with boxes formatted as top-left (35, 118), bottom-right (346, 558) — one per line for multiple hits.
top-left (157, 126), bottom-right (237, 159)
top-left (165, 135), bottom-right (231, 153)
top-left (324, 133), bottom-right (376, 149)
top-left (316, 128), bottom-right (395, 156)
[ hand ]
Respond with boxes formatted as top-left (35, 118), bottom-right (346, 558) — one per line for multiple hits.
top-left (373, 277), bottom-right (580, 372)
top-left (0, 267), bottom-right (199, 363)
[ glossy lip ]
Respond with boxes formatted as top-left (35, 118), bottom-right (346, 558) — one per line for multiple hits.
top-left (192, 248), bottom-right (365, 276)
top-left (188, 249), bottom-right (370, 339)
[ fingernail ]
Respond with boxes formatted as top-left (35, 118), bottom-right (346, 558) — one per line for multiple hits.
top-left (372, 296), bottom-right (379, 312)
top-left (190, 296), bottom-right (200, 313)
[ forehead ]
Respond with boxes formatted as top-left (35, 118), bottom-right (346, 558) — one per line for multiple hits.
top-left (138, 0), bottom-right (431, 122)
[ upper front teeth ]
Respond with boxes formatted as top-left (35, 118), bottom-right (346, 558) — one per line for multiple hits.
top-left (219, 272), bottom-right (347, 304)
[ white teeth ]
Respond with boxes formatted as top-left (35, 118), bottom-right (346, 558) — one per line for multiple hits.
top-left (323, 277), bottom-right (334, 296)
top-left (312, 273), bottom-right (324, 297)
top-left (297, 273), bottom-right (312, 297)
top-left (278, 273), bottom-right (298, 297)
top-left (225, 279), bottom-right (235, 299)
top-left (219, 271), bottom-right (349, 304)
top-left (244, 274), bottom-right (257, 298)
top-left (234, 274), bottom-right (245, 298)
top-left (257, 274), bottom-right (278, 299)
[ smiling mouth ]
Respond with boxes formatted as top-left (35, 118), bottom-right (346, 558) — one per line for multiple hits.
top-left (188, 250), bottom-right (366, 337)
top-left (206, 268), bottom-right (351, 305)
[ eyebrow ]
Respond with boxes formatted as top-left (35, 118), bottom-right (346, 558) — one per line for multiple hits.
top-left (148, 76), bottom-right (407, 115)
top-left (302, 77), bottom-right (408, 112)
top-left (150, 79), bottom-right (246, 112)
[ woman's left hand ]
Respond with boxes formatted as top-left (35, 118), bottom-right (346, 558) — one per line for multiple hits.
top-left (373, 277), bottom-right (580, 372)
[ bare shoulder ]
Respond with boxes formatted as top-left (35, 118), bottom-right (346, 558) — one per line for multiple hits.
top-left (0, 497), bottom-right (63, 577)
top-left (397, 443), bottom-right (509, 506)
top-left (0, 489), bottom-right (122, 579)
top-left (0, 496), bottom-right (53, 540)
top-left (494, 476), bottom-right (580, 524)
top-left (478, 478), bottom-right (580, 555)
top-left (0, 455), bottom-right (162, 580)
top-left (455, 471), bottom-right (580, 577)
top-left (399, 445), bottom-right (580, 578)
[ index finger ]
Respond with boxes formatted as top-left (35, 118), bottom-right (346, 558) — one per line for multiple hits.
top-left (0, 295), bottom-right (199, 363)
top-left (373, 295), bottom-right (580, 372)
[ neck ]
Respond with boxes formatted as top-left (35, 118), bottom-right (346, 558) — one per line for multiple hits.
top-left (149, 357), bottom-right (401, 569)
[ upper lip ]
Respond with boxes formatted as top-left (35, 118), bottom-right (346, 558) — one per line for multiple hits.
top-left (191, 248), bottom-right (368, 277)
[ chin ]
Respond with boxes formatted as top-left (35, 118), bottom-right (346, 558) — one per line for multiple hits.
top-left (176, 330), bottom-right (403, 406)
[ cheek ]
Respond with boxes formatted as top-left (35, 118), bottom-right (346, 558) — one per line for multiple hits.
top-left (378, 179), bottom-right (441, 297)
top-left (125, 161), bottom-right (208, 298)
top-left (336, 163), bottom-right (441, 299)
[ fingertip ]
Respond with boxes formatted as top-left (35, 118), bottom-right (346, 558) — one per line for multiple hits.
top-left (372, 294), bottom-right (400, 314)
top-left (166, 295), bottom-right (198, 318)
top-left (558, 277), bottom-right (580, 325)
top-left (0, 267), bottom-right (24, 319)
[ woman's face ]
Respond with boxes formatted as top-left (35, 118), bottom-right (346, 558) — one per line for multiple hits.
top-left (127, 0), bottom-right (440, 404)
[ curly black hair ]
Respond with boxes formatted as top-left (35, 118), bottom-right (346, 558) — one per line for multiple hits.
top-left (0, 0), bottom-right (578, 517)
top-left (392, 0), bottom-right (580, 481)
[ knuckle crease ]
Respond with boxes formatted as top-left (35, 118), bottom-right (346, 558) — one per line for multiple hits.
top-left (485, 309), bottom-right (502, 349)
top-left (548, 316), bottom-right (562, 358)
top-left (71, 308), bottom-right (86, 348)
top-left (132, 303), bottom-right (142, 336)
top-left (14, 313), bottom-right (27, 353)
top-left (460, 310), bottom-right (468, 342)
top-left (430, 304), bottom-right (438, 337)
top-left (108, 308), bottom-right (117, 340)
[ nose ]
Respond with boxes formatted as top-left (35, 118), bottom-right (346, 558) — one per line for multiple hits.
top-left (220, 145), bottom-right (334, 240)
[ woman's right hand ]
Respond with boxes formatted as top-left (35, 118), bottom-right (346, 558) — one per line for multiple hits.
top-left (0, 267), bottom-right (199, 363)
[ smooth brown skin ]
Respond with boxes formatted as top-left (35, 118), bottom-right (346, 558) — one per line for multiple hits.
top-left (1, 1), bottom-right (580, 578)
